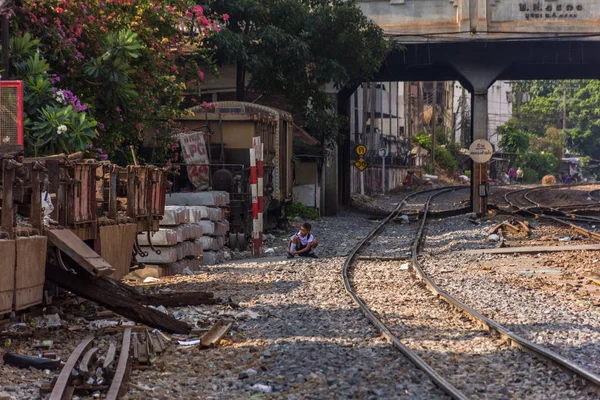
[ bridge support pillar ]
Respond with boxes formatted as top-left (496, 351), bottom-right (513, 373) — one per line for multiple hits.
top-left (453, 58), bottom-right (508, 216)
top-left (471, 89), bottom-right (488, 216)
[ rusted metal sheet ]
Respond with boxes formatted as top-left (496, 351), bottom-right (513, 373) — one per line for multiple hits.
top-left (99, 223), bottom-right (137, 280)
top-left (49, 336), bottom-right (94, 400)
top-left (46, 229), bottom-right (114, 276)
top-left (125, 166), bottom-right (167, 232)
top-left (106, 328), bottom-right (132, 400)
top-left (29, 162), bottom-right (45, 231)
top-left (14, 236), bottom-right (48, 310)
top-left (0, 240), bottom-right (15, 314)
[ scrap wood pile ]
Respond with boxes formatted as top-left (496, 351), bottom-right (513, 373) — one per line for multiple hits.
top-left (489, 219), bottom-right (532, 237)
top-left (1, 282), bottom-right (238, 399)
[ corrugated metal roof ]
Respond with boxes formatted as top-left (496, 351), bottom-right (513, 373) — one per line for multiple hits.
top-left (187, 101), bottom-right (293, 121)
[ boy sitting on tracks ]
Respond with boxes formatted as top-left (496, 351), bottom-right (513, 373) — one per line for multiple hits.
top-left (287, 222), bottom-right (318, 259)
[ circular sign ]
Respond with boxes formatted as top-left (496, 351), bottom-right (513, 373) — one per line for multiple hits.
top-left (356, 145), bottom-right (367, 156)
top-left (469, 139), bottom-right (493, 163)
top-left (378, 148), bottom-right (388, 157)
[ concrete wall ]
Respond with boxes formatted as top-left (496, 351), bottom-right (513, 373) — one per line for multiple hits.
top-left (293, 184), bottom-right (320, 209)
top-left (351, 166), bottom-right (408, 193)
top-left (296, 162), bottom-right (318, 185)
top-left (359, 0), bottom-right (600, 40)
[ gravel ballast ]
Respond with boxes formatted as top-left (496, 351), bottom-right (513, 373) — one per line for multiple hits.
top-left (123, 212), bottom-right (447, 399)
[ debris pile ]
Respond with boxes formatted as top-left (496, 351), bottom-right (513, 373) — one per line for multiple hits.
top-left (489, 220), bottom-right (532, 237)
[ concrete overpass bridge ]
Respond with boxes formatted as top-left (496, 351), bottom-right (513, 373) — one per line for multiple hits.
top-left (334, 0), bottom-right (600, 215)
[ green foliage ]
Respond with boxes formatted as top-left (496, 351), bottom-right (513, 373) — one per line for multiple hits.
top-left (518, 96), bottom-right (561, 137)
top-left (522, 167), bottom-right (539, 184)
top-left (435, 146), bottom-right (457, 173)
top-left (566, 81), bottom-right (600, 158)
top-left (520, 151), bottom-right (558, 178)
top-left (9, 33), bottom-right (40, 62)
top-left (445, 141), bottom-right (462, 156)
top-left (13, 0), bottom-right (222, 162)
top-left (287, 202), bottom-right (320, 221)
top-left (412, 131), bottom-right (432, 150)
top-left (529, 127), bottom-right (564, 162)
top-left (423, 164), bottom-right (434, 175)
top-left (434, 126), bottom-right (449, 146)
top-left (208, 0), bottom-right (389, 143)
top-left (498, 118), bottom-right (529, 154)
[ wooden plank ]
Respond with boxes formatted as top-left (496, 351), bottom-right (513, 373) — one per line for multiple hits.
top-left (0, 240), bottom-right (15, 314)
top-left (106, 328), bottom-right (132, 400)
top-left (200, 320), bottom-right (232, 348)
top-left (458, 244), bottom-right (600, 255)
top-left (103, 343), bottom-right (116, 370)
top-left (488, 223), bottom-right (504, 235)
top-left (46, 229), bottom-right (114, 276)
top-left (45, 261), bottom-right (192, 334)
top-left (49, 336), bottom-right (94, 400)
top-left (503, 223), bottom-right (521, 235)
top-left (14, 236), bottom-right (47, 310)
top-left (2, 159), bottom-right (16, 238)
top-left (78, 347), bottom-right (99, 379)
top-left (101, 224), bottom-right (137, 280)
top-left (108, 166), bottom-right (118, 220)
top-left (517, 221), bottom-right (530, 235)
top-left (30, 163), bottom-right (45, 230)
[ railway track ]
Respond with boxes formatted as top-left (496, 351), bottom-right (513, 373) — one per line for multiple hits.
top-left (343, 187), bottom-right (600, 399)
top-left (505, 186), bottom-right (600, 241)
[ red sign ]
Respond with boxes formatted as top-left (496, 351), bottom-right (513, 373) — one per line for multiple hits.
top-left (179, 131), bottom-right (209, 189)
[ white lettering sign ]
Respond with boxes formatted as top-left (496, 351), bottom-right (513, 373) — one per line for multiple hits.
top-left (179, 131), bottom-right (210, 189)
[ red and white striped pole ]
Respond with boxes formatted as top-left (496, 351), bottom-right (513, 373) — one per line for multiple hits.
top-left (249, 145), bottom-right (259, 256)
top-left (250, 137), bottom-right (263, 256)
top-left (257, 141), bottom-right (264, 252)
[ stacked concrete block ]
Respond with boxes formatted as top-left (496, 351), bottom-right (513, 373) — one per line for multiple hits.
top-left (164, 192), bottom-right (231, 265)
top-left (136, 205), bottom-right (205, 274)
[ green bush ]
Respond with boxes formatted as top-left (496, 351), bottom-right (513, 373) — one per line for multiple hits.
top-left (522, 167), bottom-right (539, 183)
top-left (520, 151), bottom-right (558, 177)
top-left (445, 141), bottom-right (462, 156)
top-left (424, 164), bottom-right (434, 175)
top-left (412, 131), bottom-right (432, 150)
top-left (287, 202), bottom-right (320, 220)
top-left (435, 146), bottom-right (457, 173)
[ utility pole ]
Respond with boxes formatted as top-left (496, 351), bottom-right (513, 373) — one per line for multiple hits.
top-left (431, 82), bottom-right (437, 168)
top-left (516, 88), bottom-right (521, 120)
top-left (562, 85), bottom-right (567, 159)
top-left (461, 86), bottom-right (466, 146)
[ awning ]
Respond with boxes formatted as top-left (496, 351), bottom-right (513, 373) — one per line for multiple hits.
top-left (293, 124), bottom-right (320, 146)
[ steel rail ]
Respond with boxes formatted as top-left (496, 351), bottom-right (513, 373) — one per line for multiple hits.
top-left (412, 189), bottom-right (600, 393)
top-left (345, 185), bottom-right (600, 399)
top-left (342, 186), bottom-right (469, 400)
top-left (505, 187), bottom-right (600, 243)
top-left (522, 187), bottom-right (600, 223)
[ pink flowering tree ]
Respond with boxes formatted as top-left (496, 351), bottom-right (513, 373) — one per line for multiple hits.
top-left (7, 0), bottom-right (222, 162)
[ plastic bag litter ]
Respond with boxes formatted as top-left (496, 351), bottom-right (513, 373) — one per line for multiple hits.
top-left (148, 305), bottom-right (169, 314)
top-left (487, 234), bottom-right (500, 242)
top-left (251, 384), bottom-right (272, 393)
